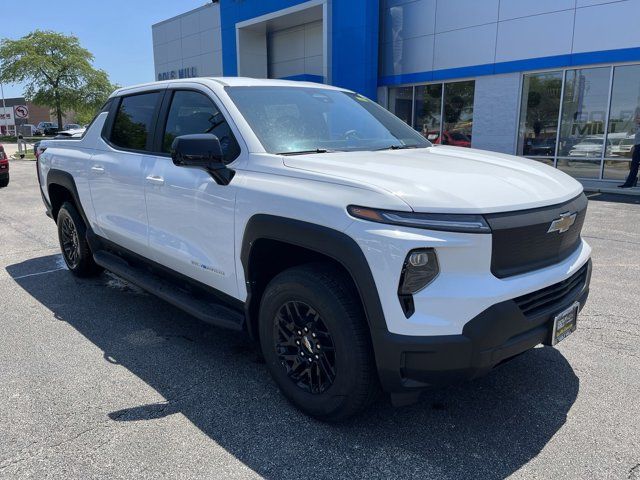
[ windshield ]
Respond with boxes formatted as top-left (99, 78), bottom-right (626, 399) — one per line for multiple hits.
top-left (225, 86), bottom-right (431, 154)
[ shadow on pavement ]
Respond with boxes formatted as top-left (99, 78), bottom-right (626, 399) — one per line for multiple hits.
top-left (587, 192), bottom-right (640, 205)
top-left (7, 254), bottom-right (579, 479)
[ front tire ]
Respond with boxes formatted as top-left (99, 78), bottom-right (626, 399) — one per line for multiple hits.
top-left (259, 263), bottom-right (379, 421)
top-left (56, 202), bottom-right (102, 277)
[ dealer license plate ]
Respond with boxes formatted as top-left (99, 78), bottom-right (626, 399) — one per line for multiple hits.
top-left (551, 302), bottom-right (579, 346)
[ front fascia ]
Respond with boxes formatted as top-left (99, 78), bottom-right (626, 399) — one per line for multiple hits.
top-left (345, 219), bottom-right (592, 337)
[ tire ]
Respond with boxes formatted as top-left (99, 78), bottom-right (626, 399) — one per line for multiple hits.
top-left (0, 177), bottom-right (8, 188)
top-left (259, 263), bottom-right (379, 421)
top-left (56, 201), bottom-right (102, 277)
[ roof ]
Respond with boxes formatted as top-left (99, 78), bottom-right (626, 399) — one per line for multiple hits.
top-left (111, 77), bottom-right (350, 97)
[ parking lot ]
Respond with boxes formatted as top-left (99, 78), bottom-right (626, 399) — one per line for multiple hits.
top-left (0, 160), bottom-right (638, 479)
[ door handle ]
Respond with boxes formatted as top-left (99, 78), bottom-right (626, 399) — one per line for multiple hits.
top-left (146, 175), bottom-right (165, 186)
top-left (91, 165), bottom-right (105, 173)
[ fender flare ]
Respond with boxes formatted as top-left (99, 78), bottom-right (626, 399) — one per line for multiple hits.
top-left (240, 214), bottom-right (388, 336)
top-left (46, 169), bottom-right (90, 226)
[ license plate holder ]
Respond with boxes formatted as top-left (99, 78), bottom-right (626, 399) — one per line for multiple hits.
top-left (550, 302), bottom-right (580, 346)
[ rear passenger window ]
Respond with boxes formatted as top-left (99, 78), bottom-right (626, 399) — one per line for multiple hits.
top-left (110, 92), bottom-right (161, 151)
top-left (162, 90), bottom-right (240, 163)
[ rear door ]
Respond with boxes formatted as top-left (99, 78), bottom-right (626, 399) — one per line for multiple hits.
top-left (143, 86), bottom-right (243, 298)
top-left (89, 90), bottom-right (164, 255)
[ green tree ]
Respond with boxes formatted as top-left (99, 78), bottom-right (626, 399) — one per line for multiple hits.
top-left (0, 30), bottom-right (116, 128)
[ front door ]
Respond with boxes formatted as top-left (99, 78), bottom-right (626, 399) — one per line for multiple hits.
top-left (89, 91), bottom-right (164, 255)
top-left (144, 88), bottom-right (242, 298)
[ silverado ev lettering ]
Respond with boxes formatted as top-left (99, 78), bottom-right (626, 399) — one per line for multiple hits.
top-left (37, 78), bottom-right (592, 421)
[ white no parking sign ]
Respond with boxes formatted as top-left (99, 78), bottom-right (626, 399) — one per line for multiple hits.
top-left (14, 105), bottom-right (29, 119)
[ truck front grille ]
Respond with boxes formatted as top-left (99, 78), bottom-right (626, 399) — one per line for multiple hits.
top-left (514, 263), bottom-right (589, 318)
top-left (485, 194), bottom-right (588, 279)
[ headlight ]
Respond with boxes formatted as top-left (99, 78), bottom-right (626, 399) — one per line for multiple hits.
top-left (397, 248), bottom-right (440, 318)
top-left (347, 205), bottom-right (491, 234)
top-left (399, 249), bottom-right (439, 295)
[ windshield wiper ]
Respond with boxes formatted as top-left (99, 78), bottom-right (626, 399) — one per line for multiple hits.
top-left (375, 145), bottom-right (421, 151)
top-left (278, 148), bottom-right (334, 156)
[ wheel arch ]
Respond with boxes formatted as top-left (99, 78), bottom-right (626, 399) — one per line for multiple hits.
top-left (46, 169), bottom-right (89, 225)
top-left (240, 215), bottom-right (387, 343)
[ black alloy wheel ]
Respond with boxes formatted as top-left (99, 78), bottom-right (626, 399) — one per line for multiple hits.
top-left (274, 300), bottom-right (336, 394)
top-left (60, 214), bottom-right (81, 269)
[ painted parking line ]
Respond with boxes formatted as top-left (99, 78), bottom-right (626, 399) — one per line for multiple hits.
top-left (11, 267), bottom-right (67, 280)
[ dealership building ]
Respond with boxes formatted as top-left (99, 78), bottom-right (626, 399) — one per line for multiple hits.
top-left (153, 0), bottom-right (640, 185)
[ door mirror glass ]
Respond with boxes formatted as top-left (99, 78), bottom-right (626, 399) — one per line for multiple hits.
top-left (171, 134), bottom-right (235, 185)
top-left (171, 134), bottom-right (224, 168)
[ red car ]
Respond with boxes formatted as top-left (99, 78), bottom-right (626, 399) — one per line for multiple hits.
top-left (0, 144), bottom-right (8, 188)
top-left (428, 130), bottom-right (472, 148)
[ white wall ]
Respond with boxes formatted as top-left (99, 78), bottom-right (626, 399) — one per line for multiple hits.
top-left (380, 0), bottom-right (640, 77)
top-left (268, 21), bottom-right (323, 78)
top-left (152, 3), bottom-right (223, 80)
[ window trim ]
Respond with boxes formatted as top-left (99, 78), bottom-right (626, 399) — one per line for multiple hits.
top-left (151, 87), bottom-right (242, 164)
top-left (102, 89), bottom-right (166, 155)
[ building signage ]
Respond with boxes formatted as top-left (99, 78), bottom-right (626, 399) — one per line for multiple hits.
top-left (157, 66), bottom-right (198, 81)
top-left (0, 107), bottom-right (14, 125)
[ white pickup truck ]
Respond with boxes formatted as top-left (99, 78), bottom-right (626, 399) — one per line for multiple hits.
top-left (37, 78), bottom-right (592, 421)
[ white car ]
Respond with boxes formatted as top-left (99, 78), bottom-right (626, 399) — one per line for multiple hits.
top-left (37, 78), bottom-right (592, 420)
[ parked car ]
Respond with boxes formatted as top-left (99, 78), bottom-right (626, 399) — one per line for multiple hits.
top-left (610, 136), bottom-right (635, 158)
top-left (568, 136), bottom-right (612, 158)
top-left (63, 123), bottom-right (81, 131)
top-left (35, 122), bottom-right (59, 136)
top-left (0, 143), bottom-right (9, 187)
top-left (37, 78), bottom-right (592, 421)
top-left (431, 130), bottom-right (472, 148)
top-left (523, 137), bottom-right (556, 157)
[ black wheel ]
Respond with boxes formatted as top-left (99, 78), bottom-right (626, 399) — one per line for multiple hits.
top-left (56, 202), bottom-right (102, 277)
top-left (259, 263), bottom-right (379, 421)
top-left (0, 176), bottom-right (8, 188)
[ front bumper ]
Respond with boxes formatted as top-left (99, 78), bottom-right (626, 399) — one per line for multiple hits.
top-left (372, 259), bottom-right (592, 393)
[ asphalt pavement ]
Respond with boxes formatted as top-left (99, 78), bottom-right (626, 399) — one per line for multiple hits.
top-left (0, 161), bottom-right (638, 479)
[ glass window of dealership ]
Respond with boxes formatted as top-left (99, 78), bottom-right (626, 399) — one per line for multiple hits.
top-left (388, 63), bottom-right (640, 182)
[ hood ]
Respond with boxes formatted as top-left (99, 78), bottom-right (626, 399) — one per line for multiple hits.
top-left (282, 146), bottom-right (583, 214)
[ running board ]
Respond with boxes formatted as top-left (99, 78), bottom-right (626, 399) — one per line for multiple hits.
top-left (93, 250), bottom-right (244, 331)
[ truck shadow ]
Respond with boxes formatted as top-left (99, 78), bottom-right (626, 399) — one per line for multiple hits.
top-left (7, 254), bottom-right (579, 480)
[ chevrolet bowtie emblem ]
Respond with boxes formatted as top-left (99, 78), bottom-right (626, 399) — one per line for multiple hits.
top-left (548, 212), bottom-right (577, 234)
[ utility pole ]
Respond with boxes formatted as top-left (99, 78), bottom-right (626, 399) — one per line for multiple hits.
top-left (0, 81), bottom-right (7, 136)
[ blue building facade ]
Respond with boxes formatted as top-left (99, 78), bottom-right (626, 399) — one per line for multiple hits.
top-left (153, 0), bottom-right (640, 183)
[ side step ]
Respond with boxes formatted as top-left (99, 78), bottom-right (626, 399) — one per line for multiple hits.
top-left (93, 250), bottom-right (244, 331)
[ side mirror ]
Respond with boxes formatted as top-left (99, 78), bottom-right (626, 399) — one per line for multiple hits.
top-left (171, 134), bottom-right (234, 185)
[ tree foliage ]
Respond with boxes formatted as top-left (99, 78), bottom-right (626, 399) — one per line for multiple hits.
top-left (0, 30), bottom-right (117, 127)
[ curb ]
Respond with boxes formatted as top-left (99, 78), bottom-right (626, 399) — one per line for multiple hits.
top-left (583, 186), bottom-right (640, 197)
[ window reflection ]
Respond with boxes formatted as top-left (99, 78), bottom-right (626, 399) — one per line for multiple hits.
top-left (388, 87), bottom-right (413, 125)
top-left (413, 84), bottom-right (442, 142)
top-left (442, 81), bottom-right (474, 147)
top-left (518, 72), bottom-right (562, 158)
top-left (558, 67), bottom-right (610, 158)
top-left (607, 65), bottom-right (640, 159)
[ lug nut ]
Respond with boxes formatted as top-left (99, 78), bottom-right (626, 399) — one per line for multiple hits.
top-left (296, 340), bottom-right (300, 345)
top-left (301, 351), bottom-right (305, 356)
top-left (316, 344), bottom-right (321, 349)
top-left (304, 327), bottom-right (309, 332)
top-left (312, 333), bottom-right (316, 338)
top-left (315, 354), bottom-right (319, 359)
top-left (297, 330), bottom-right (302, 335)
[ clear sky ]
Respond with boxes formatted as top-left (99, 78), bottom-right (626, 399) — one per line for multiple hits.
top-left (0, 0), bottom-right (209, 99)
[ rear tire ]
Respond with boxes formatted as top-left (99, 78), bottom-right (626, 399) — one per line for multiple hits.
top-left (0, 176), bottom-right (8, 188)
top-left (259, 263), bottom-right (379, 422)
top-left (56, 202), bottom-right (102, 277)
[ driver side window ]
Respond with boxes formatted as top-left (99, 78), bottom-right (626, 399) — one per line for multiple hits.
top-left (162, 90), bottom-right (240, 163)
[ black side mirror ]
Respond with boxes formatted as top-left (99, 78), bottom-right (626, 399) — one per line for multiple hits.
top-left (171, 134), bottom-right (235, 185)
